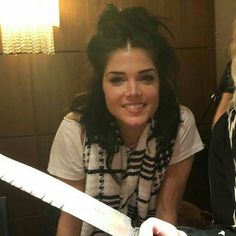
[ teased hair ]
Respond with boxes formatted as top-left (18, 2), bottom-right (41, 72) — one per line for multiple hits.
top-left (228, 18), bottom-right (236, 147)
top-left (70, 4), bottom-right (180, 169)
top-left (229, 18), bottom-right (236, 112)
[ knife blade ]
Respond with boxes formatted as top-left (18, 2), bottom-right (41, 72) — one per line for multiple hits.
top-left (0, 153), bottom-right (139, 236)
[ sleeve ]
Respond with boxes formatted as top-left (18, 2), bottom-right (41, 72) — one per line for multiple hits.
top-left (169, 106), bottom-right (204, 165)
top-left (47, 116), bottom-right (86, 180)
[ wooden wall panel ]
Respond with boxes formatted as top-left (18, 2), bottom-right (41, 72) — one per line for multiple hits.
top-left (78, 0), bottom-right (160, 39)
top-left (156, 0), bottom-right (215, 48)
top-left (1, 181), bottom-right (43, 217)
top-left (108, 0), bottom-right (158, 9)
top-left (176, 48), bottom-right (216, 121)
top-left (0, 137), bottom-right (46, 235)
top-left (54, 0), bottom-right (90, 51)
top-left (0, 137), bottom-right (38, 166)
top-left (0, 137), bottom-right (43, 228)
top-left (10, 215), bottom-right (42, 236)
top-left (53, 0), bottom-right (215, 52)
top-left (36, 135), bottom-right (54, 172)
top-left (0, 0), bottom-right (216, 235)
top-left (0, 28), bottom-right (2, 53)
top-left (78, 0), bottom-right (107, 38)
top-left (29, 53), bottom-right (91, 134)
top-left (176, 48), bottom-right (216, 135)
top-left (0, 0), bottom-right (215, 52)
top-left (0, 137), bottom-right (39, 217)
top-left (0, 55), bottom-right (35, 137)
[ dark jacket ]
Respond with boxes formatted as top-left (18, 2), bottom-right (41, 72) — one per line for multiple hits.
top-left (209, 112), bottom-right (236, 227)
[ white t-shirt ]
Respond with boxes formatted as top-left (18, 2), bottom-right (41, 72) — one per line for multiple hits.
top-left (48, 105), bottom-right (204, 180)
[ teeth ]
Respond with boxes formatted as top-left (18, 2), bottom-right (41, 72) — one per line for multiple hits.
top-left (123, 104), bottom-right (144, 109)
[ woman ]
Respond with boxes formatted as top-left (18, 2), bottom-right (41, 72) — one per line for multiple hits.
top-left (208, 19), bottom-right (236, 232)
top-left (48, 4), bottom-right (203, 236)
top-left (139, 14), bottom-right (236, 236)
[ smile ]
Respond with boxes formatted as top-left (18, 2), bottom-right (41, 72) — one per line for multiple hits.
top-left (122, 103), bottom-right (145, 112)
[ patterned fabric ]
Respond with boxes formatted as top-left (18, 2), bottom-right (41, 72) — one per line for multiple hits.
top-left (48, 105), bottom-right (204, 235)
top-left (81, 120), bottom-right (175, 236)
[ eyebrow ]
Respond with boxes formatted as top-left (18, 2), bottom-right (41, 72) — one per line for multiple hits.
top-left (104, 68), bottom-right (157, 77)
top-left (104, 71), bottom-right (124, 76)
top-left (138, 68), bottom-right (157, 74)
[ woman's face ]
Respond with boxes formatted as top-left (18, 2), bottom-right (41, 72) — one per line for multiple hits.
top-left (103, 48), bottom-right (159, 131)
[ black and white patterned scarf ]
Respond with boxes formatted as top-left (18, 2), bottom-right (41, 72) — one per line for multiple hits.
top-left (80, 120), bottom-right (175, 236)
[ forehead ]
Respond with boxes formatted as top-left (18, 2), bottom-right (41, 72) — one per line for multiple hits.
top-left (104, 48), bottom-right (156, 72)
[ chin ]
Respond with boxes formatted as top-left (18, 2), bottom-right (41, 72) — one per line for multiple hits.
top-left (124, 119), bottom-right (148, 128)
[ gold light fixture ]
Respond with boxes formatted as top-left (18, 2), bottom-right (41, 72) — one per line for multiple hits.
top-left (0, 0), bottom-right (60, 55)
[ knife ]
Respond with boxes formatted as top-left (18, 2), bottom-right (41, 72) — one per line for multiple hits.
top-left (0, 153), bottom-right (139, 236)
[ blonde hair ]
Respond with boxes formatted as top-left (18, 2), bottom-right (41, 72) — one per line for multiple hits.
top-left (228, 19), bottom-right (236, 147)
top-left (229, 19), bottom-right (236, 111)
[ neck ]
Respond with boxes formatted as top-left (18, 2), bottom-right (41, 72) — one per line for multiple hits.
top-left (119, 125), bottom-right (145, 147)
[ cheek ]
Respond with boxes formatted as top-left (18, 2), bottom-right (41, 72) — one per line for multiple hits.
top-left (148, 87), bottom-right (159, 116)
top-left (148, 86), bottom-right (159, 105)
top-left (152, 93), bottom-right (159, 112)
top-left (103, 85), bottom-right (120, 112)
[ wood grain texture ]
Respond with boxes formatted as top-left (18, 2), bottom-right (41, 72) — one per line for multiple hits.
top-left (0, 55), bottom-right (35, 137)
top-left (176, 48), bottom-right (216, 121)
top-left (9, 214), bottom-right (43, 236)
top-left (176, 48), bottom-right (216, 136)
top-left (0, 0), bottom-right (216, 235)
top-left (29, 52), bottom-right (91, 134)
top-left (0, 137), bottom-right (38, 166)
top-left (156, 0), bottom-right (215, 48)
top-left (36, 135), bottom-right (54, 172)
top-left (54, 0), bottom-right (90, 51)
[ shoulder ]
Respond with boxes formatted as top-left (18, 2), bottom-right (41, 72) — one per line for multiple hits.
top-left (56, 112), bottom-right (84, 137)
top-left (65, 112), bottom-right (81, 122)
top-left (62, 112), bottom-right (82, 128)
top-left (179, 105), bottom-right (196, 127)
top-left (209, 112), bottom-right (230, 158)
top-left (169, 105), bottom-right (204, 164)
top-left (211, 112), bottom-right (229, 139)
top-left (180, 105), bottom-right (194, 117)
top-left (175, 105), bottom-right (198, 136)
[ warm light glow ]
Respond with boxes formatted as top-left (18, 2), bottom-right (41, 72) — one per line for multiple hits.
top-left (0, 0), bottom-right (60, 55)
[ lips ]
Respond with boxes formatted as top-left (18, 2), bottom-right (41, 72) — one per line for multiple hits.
top-left (122, 103), bottom-right (145, 113)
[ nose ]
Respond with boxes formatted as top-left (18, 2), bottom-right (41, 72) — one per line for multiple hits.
top-left (125, 80), bottom-right (142, 97)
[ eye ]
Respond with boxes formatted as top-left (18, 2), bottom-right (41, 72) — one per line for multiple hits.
top-left (139, 74), bottom-right (157, 84)
top-left (109, 76), bottom-right (125, 85)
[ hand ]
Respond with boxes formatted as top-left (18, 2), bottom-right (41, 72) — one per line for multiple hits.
top-left (139, 217), bottom-right (187, 236)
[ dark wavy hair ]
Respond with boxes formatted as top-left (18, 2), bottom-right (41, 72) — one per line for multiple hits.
top-left (70, 4), bottom-right (180, 169)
